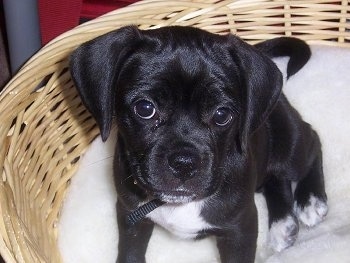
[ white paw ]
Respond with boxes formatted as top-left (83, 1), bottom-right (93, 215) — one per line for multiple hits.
top-left (294, 195), bottom-right (328, 227)
top-left (269, 215), bottom-right (299, 252)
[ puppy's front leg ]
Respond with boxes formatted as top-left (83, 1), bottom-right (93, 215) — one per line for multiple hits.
top-left (216, 207), bottom-right (258, 263)
top-left (116, 201), bottom-right (154, 263)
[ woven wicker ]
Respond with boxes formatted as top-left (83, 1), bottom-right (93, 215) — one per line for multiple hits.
top-left (0, 0), bottom-right (349, 262)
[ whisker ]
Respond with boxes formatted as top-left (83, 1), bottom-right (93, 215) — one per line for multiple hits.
top-left (122, 174), bottom-right (134, 182)
top-left (85, 155), bottom-right (114, 167)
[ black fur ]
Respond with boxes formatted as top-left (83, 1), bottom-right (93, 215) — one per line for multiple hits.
top-left (70, 26), bottom-right (327, 263)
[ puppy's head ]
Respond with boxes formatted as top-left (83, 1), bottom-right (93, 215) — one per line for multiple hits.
top-left (70, 26), bottom-right (282, 203)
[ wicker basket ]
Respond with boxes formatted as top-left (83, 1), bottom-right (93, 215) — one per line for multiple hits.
top-left (0, 0), bottom-right (349, 262)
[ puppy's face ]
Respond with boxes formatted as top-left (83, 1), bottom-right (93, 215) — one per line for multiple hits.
top-left (115, 39), bottom-right (241, 202)
top-left (70, 26), bottom-right (283, 203)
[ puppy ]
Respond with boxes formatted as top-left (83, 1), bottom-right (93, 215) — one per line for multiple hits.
top-left (70, 26), bottom-right (328, 263)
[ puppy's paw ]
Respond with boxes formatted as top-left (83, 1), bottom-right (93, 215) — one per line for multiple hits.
top-left (269, 215), bottom-right (299, 252)
top-left (294, 194), bottom-right (328, 227)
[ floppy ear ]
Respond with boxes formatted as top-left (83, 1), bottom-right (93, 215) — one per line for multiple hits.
top-left (228, 36), bottom-right (283, 151)
top-left (70, 26), bottom-right (141, 141)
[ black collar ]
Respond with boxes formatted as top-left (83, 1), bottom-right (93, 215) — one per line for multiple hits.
top-left (127, 199), bottom-right (165, 225)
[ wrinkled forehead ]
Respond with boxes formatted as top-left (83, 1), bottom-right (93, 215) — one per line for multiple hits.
top-left (117, 43), bottom-right (241, 107)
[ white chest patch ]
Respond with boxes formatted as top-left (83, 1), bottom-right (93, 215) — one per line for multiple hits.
top-left (146, 200), bottom-right (213, 239)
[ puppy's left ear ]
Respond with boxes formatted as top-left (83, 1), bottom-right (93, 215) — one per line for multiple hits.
top-left (228, 36), bottom-right (283, 150)
top-left (70, 26), bottom-right (141, 141)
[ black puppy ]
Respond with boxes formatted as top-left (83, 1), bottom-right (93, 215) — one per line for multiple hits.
top-left (70, 26), bottom-right (328, 263)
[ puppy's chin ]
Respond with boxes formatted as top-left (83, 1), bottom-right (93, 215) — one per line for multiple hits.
top-left (142, 184), bottom-right (197, 204)
top-left (157, 193), bottom-right (197, 204)
top-left (135, 173), bottom-right (223, 204)
top-left (152, 183), bottom-right (221, 204)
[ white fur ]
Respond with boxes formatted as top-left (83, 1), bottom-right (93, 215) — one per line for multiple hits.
top-left (269, 215), bottom-right (298, 252)
top-left (147, 200), bottom-right (213, 239)
top-left (294, 195), bottom-right (328, 227)
top-left (59, 46), bottom-right (350, 263)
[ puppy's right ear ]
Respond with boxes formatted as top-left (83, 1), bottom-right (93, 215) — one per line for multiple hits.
top-left (70, 26), bottom-right (141, 141)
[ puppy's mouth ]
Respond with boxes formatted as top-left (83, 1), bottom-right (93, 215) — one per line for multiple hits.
top-left (133, 169), bottom-right (221, 205)
top-left (136, 180), bottom-right (198, 204)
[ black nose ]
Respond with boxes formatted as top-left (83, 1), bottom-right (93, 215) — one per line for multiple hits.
top-left (168, 151), bottom-right (200, 180)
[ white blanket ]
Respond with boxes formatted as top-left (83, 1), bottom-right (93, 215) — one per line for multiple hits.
top-left (58, 46), bottom-right (350, 263)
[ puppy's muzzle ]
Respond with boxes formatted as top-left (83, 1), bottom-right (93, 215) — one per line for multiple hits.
top-left (168, 150), bottom-right (201, 181)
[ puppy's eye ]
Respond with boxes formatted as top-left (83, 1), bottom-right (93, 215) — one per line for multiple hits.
top-left (134, 100), bottom-right (156, 119)
top-left (213, 107), bottom-right (233, 126)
